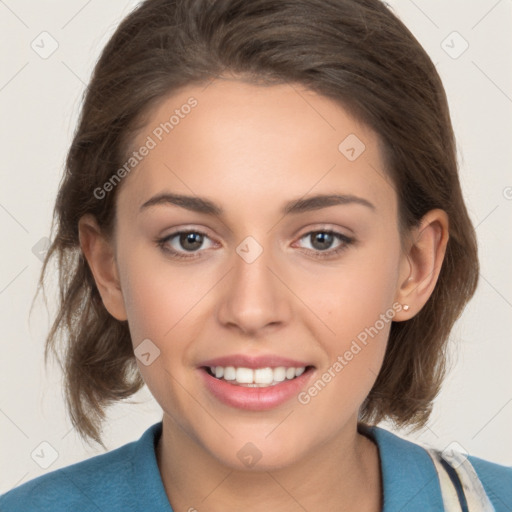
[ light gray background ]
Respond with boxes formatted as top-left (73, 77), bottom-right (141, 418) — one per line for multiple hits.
top-left (0, 0), bottom-right (511, 492)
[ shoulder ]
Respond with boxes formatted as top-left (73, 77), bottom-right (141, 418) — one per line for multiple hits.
top-left (363, 424), bottom-right (512, 511)
top-left (0, 442), bottom-right (137, 511)
top-left (0, 435), bottom-right (139, 512)
top-left (467, 453), bottom-right (512, 506)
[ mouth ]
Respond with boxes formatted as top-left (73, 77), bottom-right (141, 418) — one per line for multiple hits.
top-left (196, 353), bottom-right (317, 410)
top-left (202, 365), bottom-right (315, 387)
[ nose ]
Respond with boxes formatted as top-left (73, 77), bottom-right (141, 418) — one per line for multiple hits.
top-left (215, 239), bottom-right (292, 337)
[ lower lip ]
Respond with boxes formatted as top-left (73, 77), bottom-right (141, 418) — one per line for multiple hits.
top-left (198, 367), bottom-right (315, 411)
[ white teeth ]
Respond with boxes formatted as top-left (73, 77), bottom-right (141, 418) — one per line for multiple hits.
top-left (236, 367), bottom-right (254, 383)
top-left (295, 367), bottom-right (305, 377)
top-left (223, 366), bottom-right (236, 381)
top-left (254, 368), bottom-right (273, 384)
top-left (207, 365), bottom-right (308, 386)
top-left (273, 367), bottom-right (286, 382)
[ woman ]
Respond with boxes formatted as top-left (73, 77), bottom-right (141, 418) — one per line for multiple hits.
top-left (1, 0), bottom-right (510, 510)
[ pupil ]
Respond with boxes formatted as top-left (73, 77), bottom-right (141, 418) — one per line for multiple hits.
top-left (312, 232), bottom-right (333, 250)
top-left (180, 232), bottom-right (203, 251)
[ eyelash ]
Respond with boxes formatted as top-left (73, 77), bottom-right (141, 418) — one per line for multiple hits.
top-left (155, 229), bottom-right (354, 261)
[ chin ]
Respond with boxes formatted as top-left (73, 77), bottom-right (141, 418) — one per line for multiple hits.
top-left (203, 431), bottom-right (310, 472)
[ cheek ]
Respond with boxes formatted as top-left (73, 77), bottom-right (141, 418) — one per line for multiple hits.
top-left (301, 280), bottom-right (393, 419)
top-left (303, 247), bottom-right (400, 338)
top-left (118, 249), bottom-right (197, 400)
top-left (121, 266), bottom-right (175, 343)
top-left (297, 236), bottom-right (400, 394)
top-left (118, 238), bottom-right (205, 341)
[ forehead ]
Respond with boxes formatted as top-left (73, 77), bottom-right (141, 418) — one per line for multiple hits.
top-left (117, 79), bottom-right (396, 220)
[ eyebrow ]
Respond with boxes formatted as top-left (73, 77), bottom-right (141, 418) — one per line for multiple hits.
top-left (139, 192), bottom-right (376, 216)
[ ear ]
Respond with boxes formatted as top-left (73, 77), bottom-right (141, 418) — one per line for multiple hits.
top-left (393, 209), bottom-right (449, 321)
top-left (78, 214), bottom-right (128, 321)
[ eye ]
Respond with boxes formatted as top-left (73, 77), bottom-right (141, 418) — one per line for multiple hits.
top-left (295, 230), bottom-right (354, 259)
top-left (156, 228), bottom-right (354, 261)
top-left (156, 230), bottom-right (216, 259)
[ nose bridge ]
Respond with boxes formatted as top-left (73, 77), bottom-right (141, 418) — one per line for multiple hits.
top-left (233, 235), bottom-right (274, 290)
top-left (216, 234), bottom-right (290, 333)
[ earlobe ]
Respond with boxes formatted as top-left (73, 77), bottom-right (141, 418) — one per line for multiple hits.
top-left (394, 209), bottom-right (449, 321)
top-left (78, 214), bottom-right (128, 321)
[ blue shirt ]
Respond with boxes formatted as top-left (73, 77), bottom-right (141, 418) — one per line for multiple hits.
top-left (1, 421), bottom-right (511, 511)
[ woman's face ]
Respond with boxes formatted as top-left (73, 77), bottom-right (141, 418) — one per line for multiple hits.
top-left (112, 78), bottom-right (410, 469)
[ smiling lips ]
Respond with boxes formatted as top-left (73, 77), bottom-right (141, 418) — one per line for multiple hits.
top-left (206, 365), bottom-right (307, 386)
top-left (198, 354), bottom-right (315, 410)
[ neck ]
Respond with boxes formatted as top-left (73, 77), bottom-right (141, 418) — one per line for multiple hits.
top-left (156, 415), bottom-right (382, 512)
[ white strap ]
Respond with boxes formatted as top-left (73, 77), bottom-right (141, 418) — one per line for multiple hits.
top-left (443, 449), bottom-right (495, 511)
top-left (426, 448), bottom-right (495, 512)
top-left (427, 449), bottom-right (464, 511)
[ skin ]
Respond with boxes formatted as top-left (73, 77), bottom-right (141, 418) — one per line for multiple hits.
top-left (79, 77), bottom-right (449, 512)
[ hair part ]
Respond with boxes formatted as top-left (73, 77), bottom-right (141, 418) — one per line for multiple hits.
top-left (37, 0), bottom-right (479, 446)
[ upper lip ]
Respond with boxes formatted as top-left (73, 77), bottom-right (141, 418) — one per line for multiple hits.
top-left (199, 354), bottom-right (313, 369)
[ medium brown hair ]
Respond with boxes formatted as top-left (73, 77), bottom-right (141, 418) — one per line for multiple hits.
top-left (37, 0), bottom-right (479, 447)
